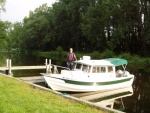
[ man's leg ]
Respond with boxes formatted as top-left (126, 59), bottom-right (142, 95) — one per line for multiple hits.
top-left (67, 61), bottom-right (71, 69)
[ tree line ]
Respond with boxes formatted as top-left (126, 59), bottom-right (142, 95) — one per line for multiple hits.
top-left (1, 0), bottom-right (150, 56)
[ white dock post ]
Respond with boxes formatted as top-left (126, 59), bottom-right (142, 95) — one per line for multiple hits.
top-left (5, 59), bottom-right (9, 75)
top-left (48, 59), bottom-right (51, 73)
top-left (8, 59), bottom-right (12, 76)
top-left (45, 59), bottom-right (48, 73)
top-left (6, 59), bottom-right (9, 67)
top-left (54, 65), bottom-right (58, 74)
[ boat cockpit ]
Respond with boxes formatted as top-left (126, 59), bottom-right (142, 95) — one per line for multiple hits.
top-left (73, 63), bottom-right (116, 74)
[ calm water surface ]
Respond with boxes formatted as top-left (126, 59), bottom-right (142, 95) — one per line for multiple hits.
top-left (0, 52), bottom-right (150, 113)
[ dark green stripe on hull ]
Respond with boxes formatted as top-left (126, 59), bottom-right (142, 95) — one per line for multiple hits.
top-left (63, 77), bottom-right (133, 86)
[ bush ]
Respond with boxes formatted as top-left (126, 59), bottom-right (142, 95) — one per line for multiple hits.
top-left (90, 51), bottom-right (101, 59)
top-left (126, 56), bottom-right (150, 75)
top-left (119, 53), bottom-right (133, 60)
top-left (100, 49), bottom-right (115, 59)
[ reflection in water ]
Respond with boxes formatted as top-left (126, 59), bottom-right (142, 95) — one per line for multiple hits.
top-left (70, 86), bottom-right (133, 112)
top-left (128, 74), bottom-right (150, 113)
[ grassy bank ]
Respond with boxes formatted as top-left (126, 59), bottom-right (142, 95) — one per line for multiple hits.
top-left (0, 74), bottom-right (107, 113)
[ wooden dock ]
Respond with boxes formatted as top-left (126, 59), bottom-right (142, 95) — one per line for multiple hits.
top-left (18, 76), bottom-right (45, 83)
top-left (0, 65), bottom-right (46, 70)
top-left (0, 59), bottom-right (51, 75)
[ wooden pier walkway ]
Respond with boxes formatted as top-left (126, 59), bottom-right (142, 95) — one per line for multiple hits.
top-left (0, 59), bottom-right (51, 75)
top-left (0, 65), bottom-right (46, 70)
top-left (18, 76), bottom-right (45, 83)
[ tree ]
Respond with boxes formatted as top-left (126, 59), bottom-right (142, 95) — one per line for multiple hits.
top-left (8, 22), bottom-right (23, 50)
top-left (0, 0), bottom-right (6, 13)
top-left (4, 0), bottom-right (150, 55)
top-left (52, 0), bottom-right (91, 51)
top-left (21, 4), bottom-right (52, 51)
top-left (0, 21), bottom-right (12, 50)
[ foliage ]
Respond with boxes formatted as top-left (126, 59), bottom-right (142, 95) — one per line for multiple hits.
top-left (100, 50), bottom-right (115, 59)
top-left (89, 51), bottom-right (101, 59)
top-left (0, 0), bottom-right (6, 12)
top-left (38, 46), bottom-right (67, 61)
top-left (0, 21), bottom-right (12, 50)
top-left (119, 53), bottom-right (133, 61)
top-left (1, 0), bottom-right (150, 56)
top-left (89, 50), bottom-right (115, 59)
top-left (118, 53), bottom-right (150, 75)
top-left (7, 22), bottom-right (22, 50)
top-left (21, 4), bottom-right (52, 51)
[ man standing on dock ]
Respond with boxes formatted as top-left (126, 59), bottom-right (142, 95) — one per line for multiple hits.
top-left (66, 48), bottom-right (77, 70)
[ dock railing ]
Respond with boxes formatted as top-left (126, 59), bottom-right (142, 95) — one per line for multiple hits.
top-left (0, 59), bottom-right (52, 76)
top-left (0, 59), bottom-right (73, 77)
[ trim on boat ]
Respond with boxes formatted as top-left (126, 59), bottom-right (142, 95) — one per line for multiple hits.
top-left (47, 76), bottom-right (133, 86)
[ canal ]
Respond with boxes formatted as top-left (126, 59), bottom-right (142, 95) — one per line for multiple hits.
top-left (0, 52), bottom-right (150, 113)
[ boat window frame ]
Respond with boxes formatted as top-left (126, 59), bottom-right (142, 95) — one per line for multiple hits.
top-left (92, 66), bottom-right (107, 73)
top-left (74, 63), bottom-right (91, 73)
top-left (82, 65), bottom-right (91, 73)
top-left (108, 66), bottom-right (114, 73)
top-left (74, 63), bottom-right (82, 70)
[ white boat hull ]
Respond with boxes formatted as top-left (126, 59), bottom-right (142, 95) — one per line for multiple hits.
top-left (42, 74), bottom-right (134, 92)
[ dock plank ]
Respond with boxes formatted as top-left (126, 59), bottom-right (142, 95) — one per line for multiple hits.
top-left (11, 66), bottom-right (46, 70)
top-left (18, 76), bottom-right (45, 83)
top-left (0, 65), bottom-right (46, 71)
top-left (0, 67), bottom-right (8, 70)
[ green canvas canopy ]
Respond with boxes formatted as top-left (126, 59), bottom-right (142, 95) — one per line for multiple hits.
top-left (105, 58), bottom-right (128, 66)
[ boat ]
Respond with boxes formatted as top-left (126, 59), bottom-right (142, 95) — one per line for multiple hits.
top-left (41, 56), bottom-right (134, 92)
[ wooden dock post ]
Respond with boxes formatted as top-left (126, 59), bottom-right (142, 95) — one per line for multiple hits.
top-left (6, 59), bottom-right (9, 67)
top-left (45, 59), bottom-right (48, 73)
top-left (8, 59), bottom-right (12, 76)
top-left (5, 59), bottom-right (9, 75)
top-left (48, 59), bottom-right (51, 73)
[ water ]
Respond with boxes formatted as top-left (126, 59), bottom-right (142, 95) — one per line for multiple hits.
top-left (0, 52), bottom-right (150, 113)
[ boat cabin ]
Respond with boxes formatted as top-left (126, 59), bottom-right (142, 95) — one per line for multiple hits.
top-left (72, 56), bottom-right (128, 76)
top-left (60, 56), bottom-right (128, 78)
top-left (73, 60), bottom-right (116, 74)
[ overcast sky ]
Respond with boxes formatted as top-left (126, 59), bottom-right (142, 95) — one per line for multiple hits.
top-left (0, 0), bottom-right (56, 23)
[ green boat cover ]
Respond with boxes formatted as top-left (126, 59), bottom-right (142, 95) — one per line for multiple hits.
top-left (105, 58), bottom-right (128, 66)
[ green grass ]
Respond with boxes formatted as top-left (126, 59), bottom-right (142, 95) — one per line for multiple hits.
top-left (0, 74), bottom-right (108, 113)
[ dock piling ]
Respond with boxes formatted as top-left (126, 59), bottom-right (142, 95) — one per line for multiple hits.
top-left (45, 59), bottom-right (49, 74)
top-left (48, 59), bottom-right (51, 73)
top-left (6, 59), bottom-right (9, 67)
top-left (8, 59), bottom-right (12, 76)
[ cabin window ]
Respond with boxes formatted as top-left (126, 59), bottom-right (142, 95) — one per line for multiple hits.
top-left (75, 64), bottom-right (82, 70)
top-left (92, 67), bottom-right (97, 73)
top-left (92, 66), bottom-right (106, 73)
top-left (108, 66), bottom-right (113, 73)
top-left (83, 65), bottom-right (91, 73)
top-left (100, 67), bottom-right (106, 73)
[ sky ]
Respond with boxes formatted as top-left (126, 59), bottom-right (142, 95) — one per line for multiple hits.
top-left (0, 0), bottom-right (56, 23)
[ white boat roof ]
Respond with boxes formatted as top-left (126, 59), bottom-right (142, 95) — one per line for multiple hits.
top-left (74, 58), bottom-right (127, 66)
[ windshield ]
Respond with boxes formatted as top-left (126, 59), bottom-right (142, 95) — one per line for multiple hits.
top-left (74, 63), bottom-right (91, 73)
